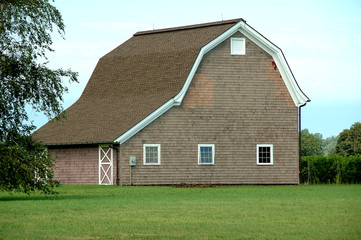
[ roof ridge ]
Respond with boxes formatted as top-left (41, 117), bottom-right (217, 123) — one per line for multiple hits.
top-left (133, 18), bottom-right (245, 36)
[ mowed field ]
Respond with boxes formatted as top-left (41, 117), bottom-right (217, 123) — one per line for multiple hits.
top-left (1, 185), bottom-right (360, 239)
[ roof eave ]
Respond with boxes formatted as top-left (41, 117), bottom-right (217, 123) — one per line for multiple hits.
top-left (43, 141), bottom-right (115, 147)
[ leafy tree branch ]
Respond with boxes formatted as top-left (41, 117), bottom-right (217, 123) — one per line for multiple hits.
top-left (0, 0), bottom-right (77, 194)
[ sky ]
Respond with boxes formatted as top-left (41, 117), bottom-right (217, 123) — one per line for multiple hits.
top-left (28, 0), bottom-right (361, 139)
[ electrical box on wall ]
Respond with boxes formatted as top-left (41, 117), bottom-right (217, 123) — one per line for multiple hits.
top-left (129, 156), bottom-right (136, 166)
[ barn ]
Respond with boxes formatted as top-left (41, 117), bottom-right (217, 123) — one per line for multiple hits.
top-left (34, 18), bottom-right (310, 185)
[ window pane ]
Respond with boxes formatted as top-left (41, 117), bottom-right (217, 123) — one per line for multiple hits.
top-left (146, 146), bottom-right (158, 163)
top-left (200, 146), bottom-right (213, 163)
top-left (258, 146), bottom-right (271, 163)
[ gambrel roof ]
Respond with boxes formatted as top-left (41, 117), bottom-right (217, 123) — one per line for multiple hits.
top-left (34, 18), bottom-right (309, 145)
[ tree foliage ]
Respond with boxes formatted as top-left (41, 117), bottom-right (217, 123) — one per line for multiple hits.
top-left (0, 0), bottom-right (77, 136)
top-left (0, 132), bottom-right (59, 194)
top-left (335, 122), bottom-right (361, 156)
top-left (0, 0), bottom-right (77, 194)
top-left (301, 129), bottom-right (322, 156)
top-left (322, 136), bottom-right (338, 156)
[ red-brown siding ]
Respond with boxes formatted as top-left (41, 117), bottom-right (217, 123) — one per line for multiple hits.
top-left (49, 145), bottom-right (118, 185)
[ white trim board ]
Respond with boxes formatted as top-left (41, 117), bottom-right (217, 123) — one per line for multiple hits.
top-left (143, 144), bottom-right (161, 166)
top-left (115, 20), bottom-right (309, 145)
top-left (198, 144), bottom-right (215, 165)
top-left (257, 144), bottom-right (274, 166)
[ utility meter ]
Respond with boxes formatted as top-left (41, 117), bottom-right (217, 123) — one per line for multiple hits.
top-left (129, 156), bottom-right (136, 166)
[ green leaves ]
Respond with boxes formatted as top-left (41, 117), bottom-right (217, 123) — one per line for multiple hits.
top-left (300, 155), bottom-right (361, 184)
top-left (0, 0), bottom-right (77, 194)
top-left (0, 0), bottom-right (78, 139)
top-left (1, 0), bottom-right (64, 58)
top-left (301, 129), bottom-right (323, 156)
top-left (0, 133), bottom-right (59, 194)
top-left (335, 123), bottom-right (361, 156)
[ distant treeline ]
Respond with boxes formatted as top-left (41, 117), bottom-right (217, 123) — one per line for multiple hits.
top-left (302, 122), bottom-right (361, 157)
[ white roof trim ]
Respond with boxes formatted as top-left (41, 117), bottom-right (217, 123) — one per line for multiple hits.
top-left (115, 20), bottom-right (309, 145)
top-left (238, 23), bottom-right (309, 106)
top-left (115, 98), bottom-right (175, 145)
top-left (173, 21), bottom-right (245, 105)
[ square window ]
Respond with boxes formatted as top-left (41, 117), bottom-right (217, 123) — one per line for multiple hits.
top-left (198, 144), bottom-right (215, 165)
top-left (257, 144), bottom-right (273, 165)
top-left (143, 144), bottom-right (161, 165)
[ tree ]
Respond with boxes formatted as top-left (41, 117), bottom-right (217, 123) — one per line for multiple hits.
top-left (322, 136), bottom-right (338, 156)
top-left (0, 132), bottom-right (58, 194)
top-left (335, 123), bottom-right (361, 156)
top-left (0, 0), bottom-right (77, 194)
top-left (301, 129), bottom-right (322, 156)
top-left (314, 132), bottom-right (323, 141)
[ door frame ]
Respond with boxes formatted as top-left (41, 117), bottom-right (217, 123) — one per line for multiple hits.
top-left (98, 144), bottom-right (113, 185)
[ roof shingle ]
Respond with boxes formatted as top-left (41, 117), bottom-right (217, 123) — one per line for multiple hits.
top-left (34, 19), bottom-right (242, 145)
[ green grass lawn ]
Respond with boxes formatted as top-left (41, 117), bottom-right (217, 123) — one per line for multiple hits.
top-left (1, 185), bottom-right (360, 239)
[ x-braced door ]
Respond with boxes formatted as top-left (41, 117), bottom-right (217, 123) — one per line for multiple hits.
top-left (99, 145), bottom-right (113, 185)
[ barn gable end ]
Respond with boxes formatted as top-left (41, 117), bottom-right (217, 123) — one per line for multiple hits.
top-left (117, 31), bottom-right (300, 185)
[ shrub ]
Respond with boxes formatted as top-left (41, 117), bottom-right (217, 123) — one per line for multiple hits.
top-left (339, 156), bottom-right (361, 183)
top-left (300, 155), bottom-right (361, 184)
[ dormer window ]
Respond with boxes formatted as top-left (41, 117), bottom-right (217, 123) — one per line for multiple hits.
top-left (231, 37), bottom-right (245, 55)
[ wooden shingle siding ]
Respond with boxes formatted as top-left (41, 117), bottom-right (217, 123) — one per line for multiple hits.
top-left (118, 33), bottom-right (299, 185)
top-left (49, 145), bottom-right (117, 185)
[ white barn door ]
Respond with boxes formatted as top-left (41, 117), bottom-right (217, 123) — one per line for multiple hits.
top-left (99, 145), bottom-right (113, 185)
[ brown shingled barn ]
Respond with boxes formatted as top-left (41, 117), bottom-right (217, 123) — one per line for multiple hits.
top-left (34, 18), bottom-right (310, 185)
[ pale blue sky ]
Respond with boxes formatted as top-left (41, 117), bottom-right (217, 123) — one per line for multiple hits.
top-left (29, 0), bottom-right (361, 138)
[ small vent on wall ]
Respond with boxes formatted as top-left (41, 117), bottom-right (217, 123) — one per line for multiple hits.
top-left (231, 37), bottom-right (245, 55)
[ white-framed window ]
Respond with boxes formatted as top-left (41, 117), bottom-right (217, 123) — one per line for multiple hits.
top-left (257, 144), bottom-right (273, 165)
top-left (198, 144), bottom-right (215, 165)
top-left (143, 144), bottom-right (161, 165)
top-left (231, 37), bottom-right (246, 55)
